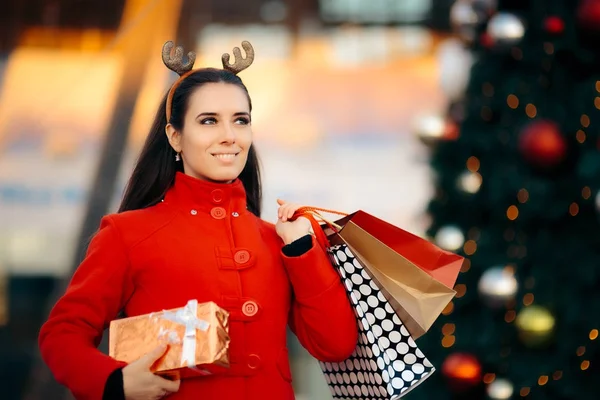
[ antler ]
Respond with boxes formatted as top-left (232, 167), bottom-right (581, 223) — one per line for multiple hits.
top-left (162, 41), bottom-right (196, 76)
top-left (221, 41), bottom-right (255, 74)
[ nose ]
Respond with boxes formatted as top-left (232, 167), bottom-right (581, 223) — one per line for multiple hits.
top-left (221, 122), bottom-right (236, 143)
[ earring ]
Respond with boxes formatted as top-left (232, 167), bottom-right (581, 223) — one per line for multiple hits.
top-left (175, 152), bottom-right (181, 161)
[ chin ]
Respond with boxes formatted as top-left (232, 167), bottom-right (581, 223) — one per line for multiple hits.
top-left (207, 170), bottom-right (243, 183)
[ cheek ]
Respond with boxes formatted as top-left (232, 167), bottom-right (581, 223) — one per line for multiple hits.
top-left (240, 129), bottom-right (253, 147)
top-left (181, 130), bottom-right (211, 152)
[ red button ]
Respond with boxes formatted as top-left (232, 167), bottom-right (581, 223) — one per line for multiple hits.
top-left (242, 300), bottom-right (258, 317)
top-left (247, 354), bottom-right (261, 369)
top-left (234, 250), bottom-right (250, 264)
top-left (211, 189), bottom-right (224, 203)
top-left (210, 207), bottom-right (226, 219)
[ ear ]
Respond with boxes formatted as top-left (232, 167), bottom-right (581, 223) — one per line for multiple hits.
top-left (165, 124), bottom-right (182, 153)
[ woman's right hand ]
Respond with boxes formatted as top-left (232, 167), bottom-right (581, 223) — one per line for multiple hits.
top-left (123, 344), bottom-right (181, 400)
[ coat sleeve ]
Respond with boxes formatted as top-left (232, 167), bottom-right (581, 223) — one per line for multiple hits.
top-left (282, 235), bottom-right (358, 363)
top-left (38, 215), bottom-right (133, 400)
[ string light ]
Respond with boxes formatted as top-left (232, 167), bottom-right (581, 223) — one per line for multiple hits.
top-left (442, 335), bottom-right (456, 348)
top-left (581, 361), bottom-right (590, 371)
top-left (454, 284), bottom-right (467, 299)
top-left (576, 129), bottom-right (586, 143)
top-left (523, 293), bottom-right (534, 306)
top-left (442, 301), bottom-right (454, 316)
top-left (581, 114), bottom-right (590, 127)
top-left (526, 104), bottom-right (537, 118)
top-left (596, 81), bottom-right (600, 92)
top-left (505, 331), bottom-right (595, 398)
top-left (464, 240), bottom-right (477, 255)
top-left (461, 259), bottom-right (471, 273)
top-left (442, 323), bottom-right (456, 336)
top-left (467, 156), bottom-right (481, 172)
top-left (507, 94), bottom-right (519, 109)
top-left (552, 371), bottom-right (563, 380)
top-left (505, 310), bottom-right (516, 323)
top-left (595, 97), bottom-right (600, 109)
top-left (543, 42), bottom-right (554, 55)
top-left (517, 189), bottom-right (529, 203)
top-left (582, 187), bottom-right (592, 200)
top-left (483, 373), bottom-right (496, 384)
top-left (507, 205), bottom-right (519, 220)
top-left (569, 202), bottom-right (579, 216)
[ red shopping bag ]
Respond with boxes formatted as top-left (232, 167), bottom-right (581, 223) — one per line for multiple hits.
top-left (295, 207), bottom-right (464, 339)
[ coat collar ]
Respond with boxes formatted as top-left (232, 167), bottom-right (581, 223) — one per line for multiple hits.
top-left (164, 172), bottom-right (248, 217)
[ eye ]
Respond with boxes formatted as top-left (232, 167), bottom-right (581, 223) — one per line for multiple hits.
top-left (200, 117), bottom-right (217, 125)
top-left (235, 117), bottom-right (251, 125)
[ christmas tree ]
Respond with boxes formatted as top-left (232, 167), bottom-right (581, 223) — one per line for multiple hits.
top-left (414, 0), bottom-right (600, 399)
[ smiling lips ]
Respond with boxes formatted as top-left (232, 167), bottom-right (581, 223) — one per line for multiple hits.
top-left (212, 152), bottom-right (239, 162)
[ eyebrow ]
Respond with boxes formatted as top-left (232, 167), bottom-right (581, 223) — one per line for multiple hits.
top-left (196, 112), bottom-right (250, 119)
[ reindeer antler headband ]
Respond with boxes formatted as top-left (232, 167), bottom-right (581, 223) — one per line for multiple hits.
top-left (162, 40), bottom-right (255, 122)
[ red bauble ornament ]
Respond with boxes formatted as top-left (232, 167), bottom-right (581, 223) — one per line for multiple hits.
top-left (544, 16), bottom-right (565, 34)
top-left (442, 353), bottom-right (482, 393)
top-left (480, 32), bottom-right (494, 48)
top-left (577, 0), bottom-right (600, 31)
top-left (518, 120), bottom-right (567, 168)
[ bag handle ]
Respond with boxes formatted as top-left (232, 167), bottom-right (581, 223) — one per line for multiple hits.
top-left (291, 207), bottom-right (349, 251)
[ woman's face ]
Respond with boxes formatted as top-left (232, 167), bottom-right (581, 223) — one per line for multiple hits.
top-left (166, 82), bottom-right (252, 183)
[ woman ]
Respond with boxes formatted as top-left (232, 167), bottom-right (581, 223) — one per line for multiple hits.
top-left (38, 41), bottom-right (358, 400)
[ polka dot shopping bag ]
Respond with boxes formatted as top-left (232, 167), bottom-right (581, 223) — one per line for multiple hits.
top-left (291, 207), bottom-right (465, 399)
top-left (320, 244), bottom-right (434, 399)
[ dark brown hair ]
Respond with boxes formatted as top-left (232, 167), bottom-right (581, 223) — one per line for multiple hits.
top-left (118, 68), bottom-right (262, 215)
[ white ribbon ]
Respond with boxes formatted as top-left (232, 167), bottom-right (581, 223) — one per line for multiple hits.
top-left (160, 299), bottom-right (210, 367)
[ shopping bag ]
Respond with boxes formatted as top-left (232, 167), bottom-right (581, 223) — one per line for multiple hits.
top-left (320, 243), bottom-right (435, 399)
top-left (298, 207), bottom-right (463, 339)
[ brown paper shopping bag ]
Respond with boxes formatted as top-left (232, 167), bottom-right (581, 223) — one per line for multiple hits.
top-left (297, 207), bottom-right (464, 339)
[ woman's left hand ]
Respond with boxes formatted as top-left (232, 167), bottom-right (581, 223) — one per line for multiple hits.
top-left (275, 199), bottom-right (312, 245)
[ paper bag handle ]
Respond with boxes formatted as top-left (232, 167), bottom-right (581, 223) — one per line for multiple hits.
top-left (291, 207), bottom-right (349, 251)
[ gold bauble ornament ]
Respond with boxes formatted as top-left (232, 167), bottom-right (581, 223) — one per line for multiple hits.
top-left (515, 305), bottom-right (555, 348)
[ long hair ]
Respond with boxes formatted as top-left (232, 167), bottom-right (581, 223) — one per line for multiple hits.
top-left (118, 68), bottom-right (262, 216)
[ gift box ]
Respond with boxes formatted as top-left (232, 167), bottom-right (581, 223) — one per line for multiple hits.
top-left (109, 300), bottom-right (230, 380)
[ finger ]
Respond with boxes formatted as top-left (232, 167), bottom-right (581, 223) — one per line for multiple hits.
top-left (282, 205), bottom-right (291, 222)
top-left (159, 378), bottom-right (181, 393)
top-left (287, 206), bottom-right (297, 220)
top-left (139, 344), bottom-right (168, 368)
top-left (277, 198), bottom-right (285, 205)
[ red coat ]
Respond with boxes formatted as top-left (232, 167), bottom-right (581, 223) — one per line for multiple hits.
top-left (38, 172), bottom-right (358, 400)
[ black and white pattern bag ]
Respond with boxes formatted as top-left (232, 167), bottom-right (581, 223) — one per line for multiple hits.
top-left (319, 244), bottom-right (435, 399)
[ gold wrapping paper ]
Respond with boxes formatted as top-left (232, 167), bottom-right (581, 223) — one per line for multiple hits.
top-left (109, 300), bottom-right (230, 380)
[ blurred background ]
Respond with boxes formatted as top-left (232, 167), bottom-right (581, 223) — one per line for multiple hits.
top-left (1, 0), bottom-right (599, 399)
